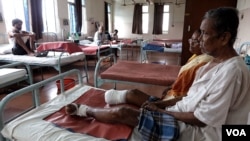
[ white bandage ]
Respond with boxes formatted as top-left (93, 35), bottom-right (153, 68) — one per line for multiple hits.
top-left (77, 105), bottom-right (89, 117)
top-left (104, 89), bottom-right (127, 104)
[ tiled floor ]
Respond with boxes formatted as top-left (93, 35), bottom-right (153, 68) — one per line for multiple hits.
top-left (0, 47), bottom-right (180, 123)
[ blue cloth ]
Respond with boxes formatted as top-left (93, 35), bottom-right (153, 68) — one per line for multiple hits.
top-left (245, 54), bottom-right (250, 70)
top-left (138, 109), bottom-right (179, 141)
top-left (143, 44), bottom-right (164, 52)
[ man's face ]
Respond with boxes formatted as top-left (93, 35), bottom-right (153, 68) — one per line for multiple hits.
top-left (14, 21), bottom-right (22, 31)
top-left (199, 18), bottom-right (221, 56)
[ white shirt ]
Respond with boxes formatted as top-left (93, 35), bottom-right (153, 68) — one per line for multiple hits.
top-left (167, 56), bottom-right (250, 140)
top-left (93, 31), bottom-right (106, 45)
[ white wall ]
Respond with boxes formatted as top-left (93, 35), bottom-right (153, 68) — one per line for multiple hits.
top-left (113, 1), bottom-right (185, 40)
top-left (237, 0), bottom-right (250, 46)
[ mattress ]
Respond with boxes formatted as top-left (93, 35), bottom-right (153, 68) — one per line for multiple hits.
top-left (100, 61), bottom-right (181, 86)
top-left (0, 51), bottom-right (85, 66)
top-left (1, 85), bottom-right (141, 141)
top-left (0, 68), bottom-right (27, 85)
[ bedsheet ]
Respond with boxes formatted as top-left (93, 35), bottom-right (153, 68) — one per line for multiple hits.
top-left (0, 52), bottom-right (85, 66)
top-left (1, 85), bottom-right (141, 141)
top-left (99, 61), bottom-right (181, 86)
top-left (0, 68), bottom-right (26, 85)
top-left (44, 88), bottom-right (134, 141)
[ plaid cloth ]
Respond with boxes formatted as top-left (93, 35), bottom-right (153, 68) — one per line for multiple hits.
top-left (138, 109), bottom-right (179, 141)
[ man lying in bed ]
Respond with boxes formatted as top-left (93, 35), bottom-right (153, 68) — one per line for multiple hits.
top-left (8, 18), bottom-right (35, 56)
top-left (65, 29), bottom-right (211, 119)
top-left (66, 7), bottom-right (250, 141)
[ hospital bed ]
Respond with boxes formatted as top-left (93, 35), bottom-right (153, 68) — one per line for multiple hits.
top-left (0, 46), bottom-right (88, 81)
top-left (94, 54), bottom-right (181, 89)
top-left (0, 62), bottom-right (33, 89)
top-left (0, 69), bottom-right (142, 141)
top-left (140, 39), bottom-right (182, 65)
top-left (78, 42), bottom-right (111, 63)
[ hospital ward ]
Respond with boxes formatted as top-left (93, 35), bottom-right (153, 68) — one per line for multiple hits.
top-left (0, 0), bottom-right (250, 141)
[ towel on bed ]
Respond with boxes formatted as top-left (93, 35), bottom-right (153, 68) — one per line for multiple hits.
top-left (44, 88), bottom-right (133, 141)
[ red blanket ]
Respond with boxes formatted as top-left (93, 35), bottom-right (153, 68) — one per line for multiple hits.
top-left (44, 88), bottom-right (133, 141)
top-left (37, 41), bottom-right (83, 54)
top-left (79, 44), bottom-right (110, 55)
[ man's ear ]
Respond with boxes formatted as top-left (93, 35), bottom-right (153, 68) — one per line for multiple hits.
top-left (220, 32), bottom-right (231, 46)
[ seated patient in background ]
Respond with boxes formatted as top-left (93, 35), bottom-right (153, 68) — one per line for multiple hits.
top-left (8, 18), bottom-right (35, 56)
top-left (93, 25), bottom-right (108, 45)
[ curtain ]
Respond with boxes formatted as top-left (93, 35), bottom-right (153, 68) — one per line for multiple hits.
top-left (30, 0), bottom-right (43, 40)
top-left (132, 4), bottom-right (142, 34)
top-left (75, 0), bottom-right (82, 36)
top-left (152, 3), bottom-right (164, 34)
top-left (104, 2), bottom-right (109, 32)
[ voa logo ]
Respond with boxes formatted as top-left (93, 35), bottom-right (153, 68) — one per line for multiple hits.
top-left (226, 129), bottom-right (246, 136)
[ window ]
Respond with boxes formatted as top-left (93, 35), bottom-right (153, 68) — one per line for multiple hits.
top-left (42, 0), bottom-right (56, 32)
top-left (68, 0), bottom-right (87, 34)
top-left (68, 0), bottom-right (76, 34)
top-left (142, 5), bottom-right (149, 34)
top-left (162, 5), bottom-right (170, 34)
top-left (107, 3), bottom-right (112, 33)
top-left (1, 0), bottom-right (30, 32)
top-left (81, 0), bottom-right (87, 34)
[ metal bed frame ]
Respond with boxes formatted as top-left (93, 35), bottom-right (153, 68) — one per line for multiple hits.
top-left (0, 51), bottom-right (89, 82)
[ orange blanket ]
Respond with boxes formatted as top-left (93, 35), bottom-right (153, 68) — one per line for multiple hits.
top-left (44, 88), bottom-right (133, 141)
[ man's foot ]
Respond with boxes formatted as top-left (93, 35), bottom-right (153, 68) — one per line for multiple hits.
top-left (65, 103), bottom-right (89, 117)
top-left (104, 89), bottom-right (127, 105)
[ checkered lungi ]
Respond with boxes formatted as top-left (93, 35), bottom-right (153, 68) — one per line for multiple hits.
top-left (138, 109), bottom-right (179, 141)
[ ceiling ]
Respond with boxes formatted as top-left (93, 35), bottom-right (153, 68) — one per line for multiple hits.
top-left (114, 0), bottom-right (186, 5)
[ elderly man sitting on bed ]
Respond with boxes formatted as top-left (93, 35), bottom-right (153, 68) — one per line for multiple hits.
top-left (66, 7), bottom-right (250, 141)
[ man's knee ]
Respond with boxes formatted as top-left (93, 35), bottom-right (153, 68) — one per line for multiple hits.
top-left (127, 89), bottom-right (139, 96)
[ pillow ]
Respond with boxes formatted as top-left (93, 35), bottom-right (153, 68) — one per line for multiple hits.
top-left (0, 44), bottom-right (12, 54)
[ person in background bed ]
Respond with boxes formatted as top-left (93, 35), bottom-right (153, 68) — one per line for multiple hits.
top-left (66, 7), bottom-right (250, 141)
top-left (111, 29), bottom-right (119, 41)
top-left (8, 18), bottom-right (35, 56)
top-left (111, 29), bottom-right (119, 57)
top-left (66, 29), bottom-right (212, 123)
top-left (93, 25), bottom-right (106, 45)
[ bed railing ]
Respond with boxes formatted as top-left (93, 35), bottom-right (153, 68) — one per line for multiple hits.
top-left (94, 53), bottom-right (116, 88)
top-left (0, 69), bottom-right (83, 141)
